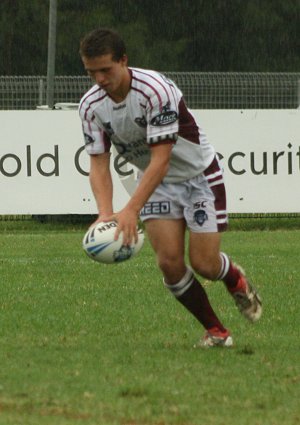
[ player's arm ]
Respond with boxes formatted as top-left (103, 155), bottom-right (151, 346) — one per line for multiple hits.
top-left (89, 152), bottom-right (114, 222)
top-left (79, 105), bottom-right (113, 223)
top-left (110, 142), bottom-right (173, 244)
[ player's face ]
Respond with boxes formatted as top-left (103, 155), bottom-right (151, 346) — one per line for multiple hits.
top-left (82, 53), bottom-right (129, 101)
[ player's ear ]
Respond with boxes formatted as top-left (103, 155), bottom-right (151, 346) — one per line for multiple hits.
top-left (120, 54), bottom-right (128, 66)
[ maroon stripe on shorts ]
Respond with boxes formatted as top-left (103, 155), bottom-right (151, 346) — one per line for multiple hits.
top-left (204, 157), bottom-right (228, 232)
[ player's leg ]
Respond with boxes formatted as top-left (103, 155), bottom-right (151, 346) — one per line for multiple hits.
top-left (217, 253), bottom-right (263, 322)
top-left (189, 232), bottom-right (262, 322)
top-left (188, 232), bottom-right (242, 286)
top-left (144, 218), bottom-right (186, 283)
top-left (189, 231), bottom-right (222, 280)
top-left (187, 156), bottom-right (262, 323)
top-left (145, 218), bottom-right (231, 344)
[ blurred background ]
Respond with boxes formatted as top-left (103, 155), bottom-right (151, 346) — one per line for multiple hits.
top-left (0, 0), bottom-right (299, 111)
top-left (0, 0), bottom-right (299, 75)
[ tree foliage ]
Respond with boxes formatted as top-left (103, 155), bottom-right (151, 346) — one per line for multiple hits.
top-left (0, 0), bottom-right (299, 75)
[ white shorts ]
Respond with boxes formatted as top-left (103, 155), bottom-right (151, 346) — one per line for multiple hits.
top-left (139, 156), bottom-right (228, 233)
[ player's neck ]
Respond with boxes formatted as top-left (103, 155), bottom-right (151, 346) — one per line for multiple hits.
top-left (110, 68), bottom-right (131, 103)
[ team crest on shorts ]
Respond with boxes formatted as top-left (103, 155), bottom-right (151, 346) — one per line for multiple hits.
top-left (194, 209), bottom-right (208, 226)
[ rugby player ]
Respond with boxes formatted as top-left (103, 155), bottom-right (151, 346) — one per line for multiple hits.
top-left (79, 28), bottom-right (262, 347)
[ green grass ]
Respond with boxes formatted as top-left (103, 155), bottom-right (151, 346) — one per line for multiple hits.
top-left (0, 221), bottom-right (299, 424)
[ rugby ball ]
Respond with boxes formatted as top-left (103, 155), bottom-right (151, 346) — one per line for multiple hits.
top-left (82, 221), bottom-right (144, 264)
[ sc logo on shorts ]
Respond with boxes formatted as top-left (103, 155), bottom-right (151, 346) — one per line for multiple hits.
top-left (193, 201), bottom-right (207, 209)
top-left (194, 209), bottom-right (208, 226)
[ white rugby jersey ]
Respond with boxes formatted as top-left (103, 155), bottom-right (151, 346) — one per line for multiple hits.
top-left (79, 67), bottom-right (215, 183)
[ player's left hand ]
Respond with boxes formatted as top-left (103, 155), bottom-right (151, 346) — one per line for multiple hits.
top-left (104, 207), bottom-right (139, 246)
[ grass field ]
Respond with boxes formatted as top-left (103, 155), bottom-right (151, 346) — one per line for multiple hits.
top-left (0, 219), bottom-right (299, 425)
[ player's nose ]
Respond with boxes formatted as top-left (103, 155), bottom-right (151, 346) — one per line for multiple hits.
top-left (94, 71), bottom-right (105, 86)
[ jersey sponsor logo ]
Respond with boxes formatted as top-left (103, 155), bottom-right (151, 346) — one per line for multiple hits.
top-left (140, 201), bottom-right (170, 216)
top-left (150, 101), bottom-right (178, 127)
top-left (134, 116), bottom-right (147, 128)
top-left (194, 209), bottom-right (208, 226)
top-left (84, 133), bottom-right (95, 145)
top-left (114, 139), bottom-right (149, 158)
top-left (150, 110), bottom-right (178, 126)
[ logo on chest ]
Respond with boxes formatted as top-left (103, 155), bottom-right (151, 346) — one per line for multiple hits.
top-left (103, 122), bottom-right (114, 136)
top-left (134, 116), bottom-right (147, 128)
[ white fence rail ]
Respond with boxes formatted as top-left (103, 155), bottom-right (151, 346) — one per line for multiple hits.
top-left (1, 73), bottom-right (300, 110)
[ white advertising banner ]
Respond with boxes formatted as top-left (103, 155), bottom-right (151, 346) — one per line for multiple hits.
top-left (0, 109), bottom-right (299, 214)
top-left (194, 110), bottom-right (300, 213)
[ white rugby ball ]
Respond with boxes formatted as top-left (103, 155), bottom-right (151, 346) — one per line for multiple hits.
top-left (82, 221), bottom-right (144, 264)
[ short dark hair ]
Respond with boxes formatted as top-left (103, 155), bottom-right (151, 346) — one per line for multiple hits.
top-left (79, 28), bottom-right (126, 61)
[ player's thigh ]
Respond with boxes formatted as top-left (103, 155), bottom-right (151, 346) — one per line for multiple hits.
top-left (189, 231), bottom-right (222, 278)
top-left (145, 218), bottom-right (186, 258)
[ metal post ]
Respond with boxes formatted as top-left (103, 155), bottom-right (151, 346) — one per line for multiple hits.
top-left (46, 0), bottom-right (57, 108)
top-left (38, 78), bottom-right (44, 106)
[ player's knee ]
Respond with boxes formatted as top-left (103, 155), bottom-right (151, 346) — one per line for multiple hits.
top-left (158, 256), bottom-right (180, 275)
top-left (190, 258), bottom-right (219, 280)
top-left (157, 255), bottom-right (186, 284)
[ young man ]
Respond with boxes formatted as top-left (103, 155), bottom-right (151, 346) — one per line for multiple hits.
top-left (79, 28), bottom-right (262, 347)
